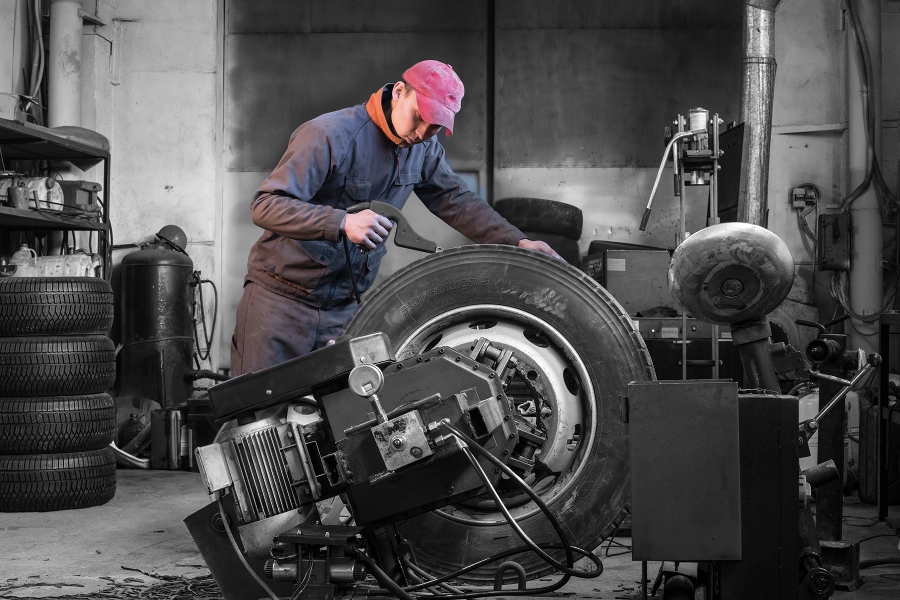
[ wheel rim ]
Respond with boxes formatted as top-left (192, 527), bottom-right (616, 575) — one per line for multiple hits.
top-left (392, 304), bottom-right (596, 525)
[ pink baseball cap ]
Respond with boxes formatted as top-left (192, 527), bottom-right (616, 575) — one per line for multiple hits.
top-left (402, 60), bottom-right (465, 136)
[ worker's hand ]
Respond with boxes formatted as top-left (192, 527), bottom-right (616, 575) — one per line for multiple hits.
top-left (518, 238), bottom-right (565, 261)
top-left (342, 210), bottom-right (394, 250)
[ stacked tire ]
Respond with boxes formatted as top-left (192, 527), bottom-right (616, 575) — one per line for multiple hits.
top-left (494, 197), bottom-right (583, 264)
top-left (0, 277), bottom-right (117, 512)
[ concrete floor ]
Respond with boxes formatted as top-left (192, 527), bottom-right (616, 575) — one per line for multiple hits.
top-left (0, 469), bottom-right (898, 599)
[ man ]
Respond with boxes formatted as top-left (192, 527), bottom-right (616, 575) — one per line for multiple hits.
top-left (232, 60), bottom-right (561, 376)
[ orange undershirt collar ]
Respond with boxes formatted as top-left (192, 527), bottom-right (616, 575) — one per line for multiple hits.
top-left (366, 86), bottom-right (404, 146)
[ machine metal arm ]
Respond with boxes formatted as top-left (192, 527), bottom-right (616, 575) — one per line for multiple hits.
top-left (799, 352), bottom-right (881, 447)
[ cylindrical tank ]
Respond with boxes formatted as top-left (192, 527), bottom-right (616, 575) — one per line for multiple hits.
top-left (117, 240), bottom-right (194, 407)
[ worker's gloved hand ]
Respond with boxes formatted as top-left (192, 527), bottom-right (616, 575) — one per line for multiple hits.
top-left (518, 238), bottom-right (565, 261)
top-left (342, 210), bottom-right (394, 250)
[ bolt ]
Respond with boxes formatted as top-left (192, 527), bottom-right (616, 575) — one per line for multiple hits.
top-left (417, 356), bottom-right (423, 362)
top-left (445, 485), bottom-right (455, 495)
top-left (473, 365), bottom-right (479, 370)
top-left (493, 468), bottom-right (500, 474)
top-left (455, 356), bottom-right (461, 362)
top-left (359, 356), bottom-right (367, 363)
top-left (410, 447), bottom-right (423, 458)
top-left (810, 573), bottom-right (830, 594)
top-left (509, 433), bottom-right (516, 439)
top-left (720, 278), bottom-right (744, 297)
top-left (266, 389), bottom-right (272, 396)
top-left (502, 449), bottom-right (509, 455)
top-left (439, 348), bottom-right (445, 354)
top-left (503, 415), bottom-right (510, 421)
top-left (391, 436), bottom-right (406, 450)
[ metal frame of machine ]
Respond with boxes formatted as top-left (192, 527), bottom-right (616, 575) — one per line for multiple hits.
top-left (188, 332), bottom-right (603, 600)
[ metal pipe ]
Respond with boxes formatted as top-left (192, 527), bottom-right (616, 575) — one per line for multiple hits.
top-left (47, 0), bottom-right (83, 127)
top-left (738, 1), bottom-right (779, 226)
top-left (847, 0), bottom-right (882, 358)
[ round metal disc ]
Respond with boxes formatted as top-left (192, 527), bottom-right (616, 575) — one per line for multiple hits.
top-left (668, 222), bottom-right (794, 325)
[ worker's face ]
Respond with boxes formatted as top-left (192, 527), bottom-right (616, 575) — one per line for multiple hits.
top-left (390, 83), bottom-right (443, 147)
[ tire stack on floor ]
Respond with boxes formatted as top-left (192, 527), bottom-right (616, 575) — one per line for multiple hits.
top-left (0, 277), bottom-right (118, 512)
top-left (493, 197), bottom-right (583, 264)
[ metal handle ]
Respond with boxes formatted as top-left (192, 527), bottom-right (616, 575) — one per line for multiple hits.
top-left (346, 200), bottom-right (437, 253)
top-left (799, 353), bottom-right (881, 446)
top-left (639, 131), bottom-right (695, 231)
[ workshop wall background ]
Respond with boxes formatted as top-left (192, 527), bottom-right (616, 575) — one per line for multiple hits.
top-left (2, 1), bottom-right (899, 374)
top-left (217, 0), bottom-right (744, 369)
top-left (1, 0), bottom-right (220, 368)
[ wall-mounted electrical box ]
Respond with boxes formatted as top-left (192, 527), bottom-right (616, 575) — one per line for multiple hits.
top-left (818, 213), bottom-right (851, 271)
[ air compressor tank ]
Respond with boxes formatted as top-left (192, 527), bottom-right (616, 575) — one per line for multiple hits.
top-left (117, 229), bottom-right (194, 408)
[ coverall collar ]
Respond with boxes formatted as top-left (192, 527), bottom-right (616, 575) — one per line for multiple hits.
top-left (366, 85), bottom-right (405, 146)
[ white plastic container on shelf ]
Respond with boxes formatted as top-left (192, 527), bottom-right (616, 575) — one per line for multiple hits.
top-left (5, 244), bottom-right (98, 277)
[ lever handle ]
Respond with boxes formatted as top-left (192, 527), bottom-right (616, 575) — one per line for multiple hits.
top-left (347, 201), bottom-right (437, 253)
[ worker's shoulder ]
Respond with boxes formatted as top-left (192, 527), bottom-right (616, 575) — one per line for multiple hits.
top-left (302, 104), bottom-right (370, 142)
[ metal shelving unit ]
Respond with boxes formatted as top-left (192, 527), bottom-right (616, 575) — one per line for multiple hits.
top-left (0, 117), bottom-right (111, 278)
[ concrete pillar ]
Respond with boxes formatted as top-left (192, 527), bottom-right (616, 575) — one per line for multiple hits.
top-left (48, 0), bottom-right (83, 127)
top-left (847, 0), bottom-right (882, 357)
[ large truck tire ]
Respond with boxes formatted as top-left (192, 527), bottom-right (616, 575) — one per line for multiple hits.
top-left (0, 336), bottom-right (116, 397)
top-left (0, 394), bottom-right (116, 453)
top-left (345, 245), bottom-right (654, 581)
top-left (0, 447), bottom-right (116, 512)
top-left (0, 277), bottom-right (113, 336)
top-left (494, 198), bottom-right (583, 240)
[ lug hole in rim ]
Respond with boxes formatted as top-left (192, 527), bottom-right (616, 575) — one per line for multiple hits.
top-left (421, 334), bottom-right (443, 353)
top-left (563, 368), bottom-right (579, 395)
top-left (523, 328), bottom-right (549, 348)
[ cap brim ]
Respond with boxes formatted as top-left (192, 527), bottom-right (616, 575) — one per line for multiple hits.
top-left (416, 93), bottom-right (455, 136)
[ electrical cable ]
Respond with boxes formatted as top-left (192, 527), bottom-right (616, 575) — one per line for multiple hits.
top-left (354, 551), bottom-right (418, 600)
top-left (403, 564), bottom-right (448, 596)
top-left (288, 549), bottom-right (315, 600)
top-left (402, 556), bottom-right (464, 595)
top-left (342, 235), bottom-right (363, 305)
top-left (366, 542), bottom-right (601, 598)
top-left (440, 420), bottom-right (601, 578)
top-left (216, 497), bottom-right (280, 600)
top-left (192, 273), bottom-right (218, 362)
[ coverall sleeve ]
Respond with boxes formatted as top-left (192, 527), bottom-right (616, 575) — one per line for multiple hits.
top-left (414, 141), bottom-right (526, 246)
top-left (250, 123), bottom-right (346, 242)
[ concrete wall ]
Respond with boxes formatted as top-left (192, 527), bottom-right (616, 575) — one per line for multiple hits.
top-left (0, 0), bottom-right (30, 98)
top-left (81, 0), bottom-right (220, 367)
top-left (8, 0), bottom-right (898, 374)
top-left (766, 0), bottom-right (900, 351)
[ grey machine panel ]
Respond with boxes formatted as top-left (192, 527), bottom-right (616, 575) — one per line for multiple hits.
top-left (628, 380), bottom-right (741, 561)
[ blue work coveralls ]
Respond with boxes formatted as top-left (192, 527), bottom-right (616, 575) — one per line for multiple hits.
top-left (231, 86), bottom-right (525, 376)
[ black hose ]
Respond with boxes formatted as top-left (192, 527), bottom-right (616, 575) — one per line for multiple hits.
top-left (355, 550), bottom-right (417, 600)
top-left (443, 421), bottom-right (601, 578)
top-left (192, 274), bottom-right (218, 362)
top-left (342, 235), bottom-right (363, 305)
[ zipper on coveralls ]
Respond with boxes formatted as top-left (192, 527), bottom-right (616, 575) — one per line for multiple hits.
top-left (331, 146), bottom-right (401, 308)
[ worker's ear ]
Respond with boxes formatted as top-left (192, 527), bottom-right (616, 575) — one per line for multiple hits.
top-left (391, 81), bottom-right (407, 101)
